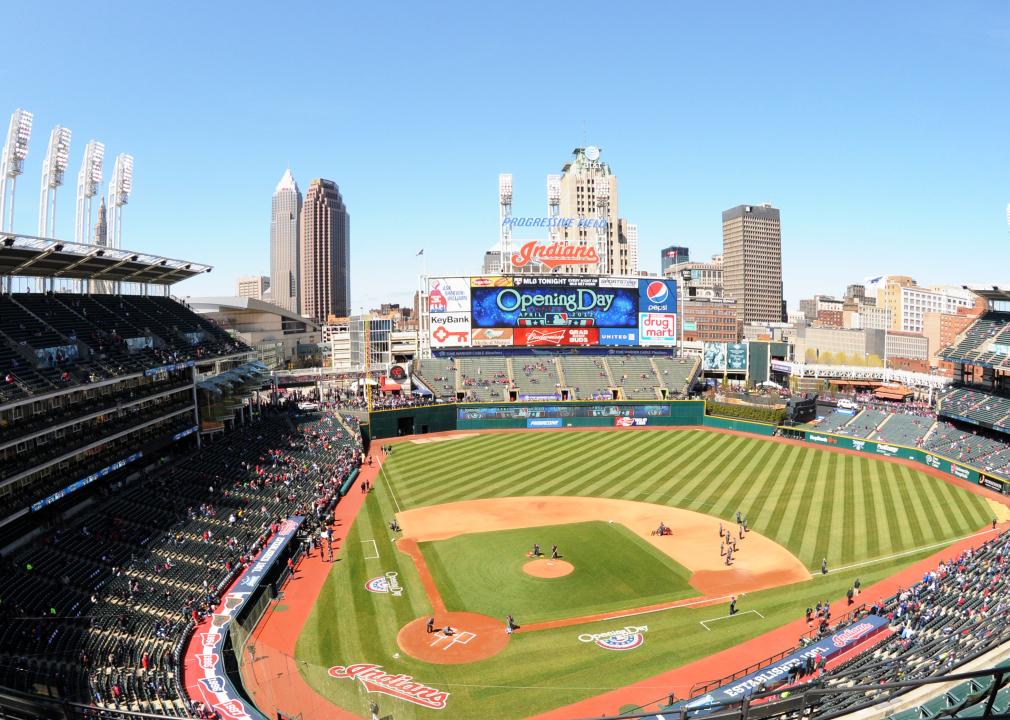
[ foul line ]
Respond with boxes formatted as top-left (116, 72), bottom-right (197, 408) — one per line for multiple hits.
top-left (360, 539), bottom-right (380, 560)
top-left (699, 609), bottom-right (763, 632)
top-left (377, 456), bottom-right (403, 514)
top-left (811, 528), bottom-right (997, 576)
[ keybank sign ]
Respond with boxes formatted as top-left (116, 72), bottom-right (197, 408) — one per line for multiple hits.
top-left (503, 216), bottom-right (608, 229)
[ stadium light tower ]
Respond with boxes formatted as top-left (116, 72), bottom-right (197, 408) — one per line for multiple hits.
top-left (546, 173), bottom-right (561, 245)
top-left (74, 140), bottom-right (104, 244)
top-left (499, 173), bottom-right (513, 274)
top-left (106, 153), bottom-right (133, 248)
top-left (0, 108), bottom-right (34, 232)
top-left (37, 125), bottom-right (72, 238)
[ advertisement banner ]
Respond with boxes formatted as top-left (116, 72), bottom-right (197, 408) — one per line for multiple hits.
top-left (615, 417), bottom-right (648, 427)
top-left (680, 616), bottom-right (888, 711)
top-left (980, 476), bottom-right (1007, 494)
top-left (727, 343), bottom-right (748, 371)
top-left (429, 312), bottom-right (472, 347)
top-left (638, 279), bottom-right (678, 313)
top-left (187, 517), bottom-right (305, 720)
top-left (527, 417), bottom-right (563, 428)
top-left (470, 328), bottom-right (513, 347)
top-left (599, 328), bottom-right (639, 346)
top-left (703, 342), bottom-right (727, 371)
top-left (427, 278), bottom-right (470, 313)
top-left (638, 313), bottom-right (677, 347)
top-left (514, 327), bottom-right (598, 347)
top-left (472, 284), bottom-right (638, 329)
top-left (470, 276), bottom-right (513, 288)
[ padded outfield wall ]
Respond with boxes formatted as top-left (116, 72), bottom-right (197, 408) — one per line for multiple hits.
top-left (368, 400), bottom-right (706, 437)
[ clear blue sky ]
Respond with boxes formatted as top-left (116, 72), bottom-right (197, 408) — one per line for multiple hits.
top-left (4, 1), bottom-right (1009, 310)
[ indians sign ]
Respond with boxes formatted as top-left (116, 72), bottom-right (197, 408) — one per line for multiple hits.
top-left (511, 241), bottom-right (600, 269)
top-left (328, 664), bottom-right (449, 710)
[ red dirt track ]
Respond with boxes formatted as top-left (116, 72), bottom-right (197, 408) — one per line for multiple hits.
top-left (229, 425), bottom-right (1010, 720)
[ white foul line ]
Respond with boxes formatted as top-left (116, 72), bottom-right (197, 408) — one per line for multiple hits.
top-left (361, 539), bottom-right (380, 560)
top-left (377, 457), bottom-right (403, 515)
top-left (811, 528), bottom-right (997, 576)
top-left (699, 609), bottom-right (764, 632)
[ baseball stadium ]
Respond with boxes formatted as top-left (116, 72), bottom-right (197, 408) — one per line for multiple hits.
top-left (4, 253), bottom-right (1010, 720)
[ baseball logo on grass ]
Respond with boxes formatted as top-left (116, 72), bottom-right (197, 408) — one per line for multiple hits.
top-left (365, 572), bottom-right (404, 596)
top-left (578, 625), bottom-right (647, 651)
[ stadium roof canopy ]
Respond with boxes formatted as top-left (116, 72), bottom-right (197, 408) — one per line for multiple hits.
top-left (0, 233), bottom-right (210, 285)
top-left (964, 285), bottom-right (1010, 303)
top-left (184, 296), bottom-right (321, 329)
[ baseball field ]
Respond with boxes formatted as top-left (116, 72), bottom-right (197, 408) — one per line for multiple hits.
top-left (279, 428), bottom-right (998, 719)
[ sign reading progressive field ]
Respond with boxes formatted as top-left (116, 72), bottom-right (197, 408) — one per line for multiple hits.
top-left (428, 275), bottom-right (677, 351)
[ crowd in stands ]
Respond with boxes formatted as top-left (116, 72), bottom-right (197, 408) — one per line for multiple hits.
top-left (0, 293), bottom-right (250, 405)
top-left (0, 407), bottom-right (361, 717)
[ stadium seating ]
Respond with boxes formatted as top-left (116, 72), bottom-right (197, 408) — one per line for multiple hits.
top-left (0, 410), bottom-right (360, 716)
top-left (412, 357), bottom-right (458, 400)
top-left (871, 413), bottom-right (935, 446)
top-left (808, 531), bottom-right (1010, 717)
top-left (0, 293), bottom-right (251, 405)
top-left (512, 358), bottom-right (561, 397)
top-left (610, 356), bottom-right (661, 399)
top-left (814, 409), bottom-right (858, 433)
top-left (652, 356), bottom-right (701, 396)
top-left (457, 357), bottom-right (510, 401)
top-left (923, 424), bottom-right (1010, 480)
top-left (940, 387), bottom-right (1010, 428)
top-left (940, 312), bottom-right (1010, 367)
top-left (557, 356), bottom-right (614, 399)
top-left (836, 409), bottom-right (887, 438)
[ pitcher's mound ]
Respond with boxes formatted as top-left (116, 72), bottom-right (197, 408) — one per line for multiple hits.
top-left (397, 612), bottom-right (508, 664)
top-left (523, 558), bottom-right (574, 578)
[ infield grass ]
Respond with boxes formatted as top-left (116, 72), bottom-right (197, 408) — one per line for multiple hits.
top-left (421, 521), bottom-right (697, 623)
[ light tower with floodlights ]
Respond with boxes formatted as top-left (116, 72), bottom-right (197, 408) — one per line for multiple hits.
top-left (74, 140), bottom-right (104, 244)
top-left (0, 109), bottom-right (34, 232)
top-left (498, 173), bottom-right (513, 273)
top-left (106, 153), bottom-right (133, 249)
top-left (38, 126), bottom-right (72, 238)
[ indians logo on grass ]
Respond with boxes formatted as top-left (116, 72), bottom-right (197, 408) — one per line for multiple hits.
top-left (365, 572), bottom-right (404, 597)
top-left (578, 625), bottom-right (648, 651)
top-left (329, 663), bottom-right (449, 710)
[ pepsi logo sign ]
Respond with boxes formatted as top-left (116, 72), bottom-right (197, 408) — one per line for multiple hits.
top-left (646, 281), bottom-right (669, 304)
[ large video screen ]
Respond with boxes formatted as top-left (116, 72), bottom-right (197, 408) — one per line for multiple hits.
top-left (427, 276), bottom-right (678, 352)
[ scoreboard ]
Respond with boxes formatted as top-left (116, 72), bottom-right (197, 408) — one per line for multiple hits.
top-left (427, 275), bottom-right (678, 353)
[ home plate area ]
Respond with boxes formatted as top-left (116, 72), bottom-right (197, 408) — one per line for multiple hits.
top-left (396, 612), bottom-right (508, 664)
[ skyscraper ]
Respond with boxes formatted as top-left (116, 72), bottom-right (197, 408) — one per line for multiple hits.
top-left (270, 169), bottom-right (302, 314)
top-left (556, 147), bottom-right (634, 276)
top-left (722, 204), bottom-right (783, 325)
top-left (300, 178), bottom-right (350, 322)
top-left (93, 196), bottom-right (107, 246)
top-left (660, 246), bottom-right (690, 274)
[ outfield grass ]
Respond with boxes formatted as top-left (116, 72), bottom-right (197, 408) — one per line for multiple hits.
top-left (292, 429), bottom-right (994, 719)
top-left (421, 521), bottom-right (697, 623)
top-left (382, 430), bottom-right (992, 569)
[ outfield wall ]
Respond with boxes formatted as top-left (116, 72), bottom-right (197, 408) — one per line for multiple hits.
top-left (803, 430), bottom-right (1010, 496)
top-left (369, 400), bottom-right (706, 437)
top-left (703, 415), bottom-right (777, 436)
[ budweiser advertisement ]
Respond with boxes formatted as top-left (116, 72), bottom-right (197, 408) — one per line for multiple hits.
top-left (514, 327), bottom-right (599, 347)
top-left (511, 241), bottom-right (600, 270)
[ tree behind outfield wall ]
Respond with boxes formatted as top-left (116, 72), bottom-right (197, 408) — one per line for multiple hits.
top-left (866, 354), bottom-right (883, 368)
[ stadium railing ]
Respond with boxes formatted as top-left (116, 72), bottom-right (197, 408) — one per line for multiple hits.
top-left (582, 664), bottom-right (1010, 720)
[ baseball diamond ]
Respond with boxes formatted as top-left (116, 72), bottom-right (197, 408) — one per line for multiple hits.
top-left (233, 427), bottom-right (1004, 720)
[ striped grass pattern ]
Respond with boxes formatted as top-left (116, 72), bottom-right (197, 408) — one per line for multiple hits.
top-left (383, 430), bottom-right (992, 570)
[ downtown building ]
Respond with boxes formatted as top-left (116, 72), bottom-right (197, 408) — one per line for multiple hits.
top-left (270, 169), bottom-right (302, 315)
top-left (722, 204), bottom-right (783, 325)
top-left (300, 179), bottom-right (350, 323)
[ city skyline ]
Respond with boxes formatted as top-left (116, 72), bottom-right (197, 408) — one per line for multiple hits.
top-left (2, 1), bottom-right (1009, 312)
